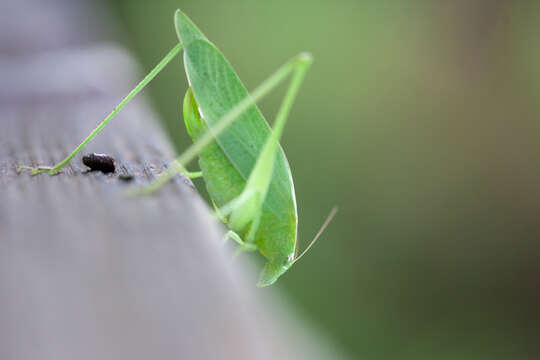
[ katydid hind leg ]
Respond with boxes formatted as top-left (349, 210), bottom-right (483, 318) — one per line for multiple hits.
top-left (134, 53), bottom-right (312, 197)
top-left (228, 53), bottom-right (313, 234)
top-left (18, 43), bottom-right (183, 176)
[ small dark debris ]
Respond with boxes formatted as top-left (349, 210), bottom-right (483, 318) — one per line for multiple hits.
top-left (82, 153), bottom-right (115, 173)
top-left (118, 173), bottom-right (134, 182)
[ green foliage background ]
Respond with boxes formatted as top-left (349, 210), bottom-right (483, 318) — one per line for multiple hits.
top-left (107, 1), bottom-right (540, 358)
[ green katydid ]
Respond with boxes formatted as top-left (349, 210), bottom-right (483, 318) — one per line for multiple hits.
top-left (19, 10), bottom-right (336, 286)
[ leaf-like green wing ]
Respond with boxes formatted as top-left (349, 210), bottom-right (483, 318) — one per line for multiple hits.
top-left (174, 10), bottom-right (208, 47)
top-left (174, 10), bottom-right (297, 222)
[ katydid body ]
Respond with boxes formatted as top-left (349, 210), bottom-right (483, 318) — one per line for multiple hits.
top-left (19, 10), bottom-right (327, 286)
top-left (175, 11), bottom-right (311, 286)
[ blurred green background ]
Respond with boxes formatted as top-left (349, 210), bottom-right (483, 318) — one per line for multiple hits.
top-left (106, 1), bottom-right (540, 358)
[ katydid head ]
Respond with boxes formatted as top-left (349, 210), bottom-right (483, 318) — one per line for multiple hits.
top-left (256, 207), bottom-right (338, 287)
top-left (256, 255), bottom-right (294, 287)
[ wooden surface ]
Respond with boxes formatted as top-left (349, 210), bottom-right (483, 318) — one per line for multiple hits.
top-left (0, 1), bottom-right (343, 359)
